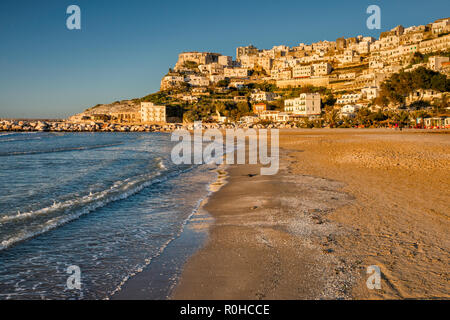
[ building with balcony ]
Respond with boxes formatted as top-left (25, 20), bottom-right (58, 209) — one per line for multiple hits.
top-left (284, 93), bottom-right (321, 116)
top-left (337, 93), bottom-right (362, 104)
top-left (140, 102), bottom-right (166, 123)
top-left (428, 56), bottom-right (450, 71)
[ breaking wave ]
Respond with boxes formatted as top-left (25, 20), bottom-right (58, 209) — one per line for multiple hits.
top-left (0, 160), bottom-right (174, 250)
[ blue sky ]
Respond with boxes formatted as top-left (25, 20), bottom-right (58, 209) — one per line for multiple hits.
top-left (0, 0), bottom-right (449, 118)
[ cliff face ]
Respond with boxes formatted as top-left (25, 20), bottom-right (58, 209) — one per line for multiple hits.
top-left (68, 100), bottom-right (140, 121)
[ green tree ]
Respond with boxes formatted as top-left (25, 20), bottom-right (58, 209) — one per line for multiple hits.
top-left (183, 61), bottom-right (199, 69)
top-left (324, 107), bottom-right (339, 128)
top-left (409, 100), bottom-right (431, 110)
top-left (236, 101), bottom-right (251, 114)
top-left (217, 79), bottom-right (230, 87)
top-left (379, 67), bottom-right (450, 105)
top-left (322, 94), bottom-right (337, 107)
top-left (355, 107), bottom-right (372, 126)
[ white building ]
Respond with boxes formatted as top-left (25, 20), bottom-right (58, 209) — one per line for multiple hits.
top-left (293, 65), bottom-right (313, 78)
top-left (337, 93), bottom-right (362, 104)
top-left (418, 34), bottom-right (450, 54)
top-left (361, 86), bottom-right (380, 100)
top-left (431, 18), bottom-right (450, 35)
top-left (240, 116), bottom-right (259, 124)
top-left (186, 75), bottom-right (210, 87)
top-left (277, 112), bottom-right (292, 122)
top-left (284, 93), bottom-right (321, 116)
top-left (276, 69), bottom-right (293, 80)
top-left (238, 55), bottom-right (257, 68)
top-left (338, 72), bottom-right (356, 80)
top-left (406, 89), bottom-right (444, 104)
top-left (141, 102), bottom-right (166, 123)
top-left (257, 56), bottom-right (273, 72)
top-left (250, 91), bottom-right (278, 102)
top-left (236, 45), bottom-right (259, 61)
top-left (218, 55), bottom-right (233, 67)
top-left (224, 67), bottom-right (250, 78)
top-left (340, 104), bottom-right (362, 118)
top-left (428, 56), bottom-right (450, 71)
top-left (259, 111), bottom-right (280, 121)
top-left (341, 104), bottom-right (361, 113)
top-left (357, 41), bottom-right (371, 54)
top-left (198, 63), bottom-right (224, 75)
top-left (312, 62), bottom-right (332, 76)
top-left (210, 74), bottom-right (225, 83)
top-left (341, 49), bottom-right (361, 64)
top-left (160, 75), bottom-right (186, 90)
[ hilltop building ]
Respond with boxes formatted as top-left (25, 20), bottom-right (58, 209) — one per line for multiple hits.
top-left (151, 16), bottom-right (450, 123)
top-left (174, 52), bottom-right (221, 70)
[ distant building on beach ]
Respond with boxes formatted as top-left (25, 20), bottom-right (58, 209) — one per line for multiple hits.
top-left (284, 93), bottom-right (322, 116)
top-left (252, 103), bottom-right (267, 114)
top-left (339, 104), bottom-right (362, 118)
top-left (110, 111), bottom-right (141, 123)
top-left (140, 102), bottom-right (166, 123)
top-left (424, 116), bottom-right (450, 129)
top-left (240, 115), bottom-right (259, 124)
top-left (259, 110), bottom-right (280, 121)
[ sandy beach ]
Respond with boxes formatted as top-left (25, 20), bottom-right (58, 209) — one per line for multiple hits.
top-left (172, 129), bottom-right (450, 300)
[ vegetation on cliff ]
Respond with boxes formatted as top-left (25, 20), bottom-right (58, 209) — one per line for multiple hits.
top-left (375, 67), bottom-right (450, 106)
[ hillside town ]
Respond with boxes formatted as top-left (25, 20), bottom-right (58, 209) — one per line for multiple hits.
top-left (8, 17), bottom-right (450, 131)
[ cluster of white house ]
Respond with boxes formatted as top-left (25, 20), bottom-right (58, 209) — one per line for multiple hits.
top-left (103, 94), bottom-right (323, 125)
top-left (238, 88), bottom-right (380, 124)
top-left (238, 93), bottom-right (322, 124)
top-left (111, 95), bottom-right (323, 124)
top-left (83, 17), bottom-right (450, 127)
top-left (75, 93), bottom-right (449, 128)
top-left (138, 86), bottom-right (449, 125)
top-left (160, 17), bottom-right (450, 101)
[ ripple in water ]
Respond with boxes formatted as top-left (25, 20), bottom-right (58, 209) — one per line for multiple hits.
top-left (0, 132), bottom-right (217, 299)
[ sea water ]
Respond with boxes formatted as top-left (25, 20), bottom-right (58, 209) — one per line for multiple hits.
top-left (0, 132), bottom-right (217, 299)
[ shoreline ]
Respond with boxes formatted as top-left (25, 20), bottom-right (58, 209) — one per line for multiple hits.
top-left (172, 149), bottom-right (357, 299)
top-left (171, 129), bottom-right (449, 300)
top-left (2, 119), bottom-right (450, 133)
top-left (1, 129), bottom-right (447, 299)
top-left (110, 165), bottom-right (229, 300)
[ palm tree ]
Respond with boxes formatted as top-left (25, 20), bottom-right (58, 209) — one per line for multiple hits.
top-left (412, 110), bottom-right (429, 128)
top-left (385, 110), bottom-right (396, 127)
top-left (325, 108), bottom-right (339, 128)
top-left (398, 111), bottom-right (410, 128)
top-left (434, 95), bottom-right (448, 115)
top-left (356, 107), bottom-right (372, 127)
top-left (342, 116), bottom-right (354, 128)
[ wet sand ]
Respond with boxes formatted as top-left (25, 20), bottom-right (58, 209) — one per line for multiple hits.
top-left (172, 129), bottom-right (450, 300)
